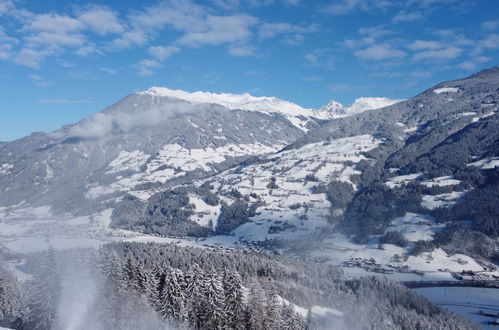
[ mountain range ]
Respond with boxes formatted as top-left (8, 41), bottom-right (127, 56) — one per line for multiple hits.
top-left (0, 67), bottom-right (498, 277)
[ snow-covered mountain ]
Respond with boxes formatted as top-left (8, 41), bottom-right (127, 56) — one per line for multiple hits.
top-left (319, 97), bottom-right (404, 118)
top-left (113, 67), bottom-right (499, 278)
top-left (1, 68), bottom-right (498, 281)
top-left (345, 97), bottom-right (404, 115)
top-left (140, 87), bottom-right (335, 131)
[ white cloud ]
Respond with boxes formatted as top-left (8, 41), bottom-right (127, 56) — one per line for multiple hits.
top-left (258, 22), bottom-right (316, 39)
top-left (14, 47), bottom-right (54, 68)
top-left (26, 13), bottom-right (84, 33)
top-left (111, 0), bottom-right (206, 49)
top-left (75, 44), bottom-right (101, 56)
top-left (393, 10), bottom-right (423, 22)
top-left (177, 15), bottom-right (258, 47)
top-left (480, 33), bottom-right (499, 49)
top-left (77, 6), bottom-right (124, 35)
top-left (137, 59), bottom-right (163, 76)
top-left (147, 45), bottom-right (180, 61)
top-left (354, 44), bottom-right (405, 60)
top-left (0, 0), bottom-right (14, 16)
top-left (321, 0), bottom-right (392, 15)
top-left (304, 48), bottom-right (335, 69)
top-left (458, 56), bottom-right (490, 71)
top-left (407, 40), bottom-right (443, 51)
top-left (228, 44), bottom-right (257, 56)
top-left (99, 67), bottom-right (117, 75)
top-left (25, 32), bottom-right (86, 47)
top-left (412, 46), bottom-right (462, 60)
top-left (28, 74), bottom-right (53, 86)
top-left (482, 20), bottom-right (499, 31)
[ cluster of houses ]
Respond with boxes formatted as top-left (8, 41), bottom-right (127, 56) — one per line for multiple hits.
top-left (342, 257), bottom-right (424, 275)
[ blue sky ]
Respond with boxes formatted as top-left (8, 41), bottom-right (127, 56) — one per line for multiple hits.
top-left (0, 0), bottom-right (498, 141)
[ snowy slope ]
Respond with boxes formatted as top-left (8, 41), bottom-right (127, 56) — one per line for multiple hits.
top-left (345, 97), bottom-right (404, 116)
top-left (175, 134), bottom-right (382, 239)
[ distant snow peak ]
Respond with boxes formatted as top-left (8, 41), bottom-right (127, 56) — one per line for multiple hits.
top-left (346, 97), bottom-right (404, 116)
top-left (318, 100), bottom-right (345, 118)
top-left (139, 86), bottom-right (324, 131)
top-left (319, 97), bottom-right (404, 118)
top-left (434, 87), bottom-right (460, 94)
top-left (140, 86), bottom-right (305, 115)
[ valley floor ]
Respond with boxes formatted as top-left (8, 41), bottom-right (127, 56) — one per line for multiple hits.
top-left (415, 287), bottom-right (499, 329)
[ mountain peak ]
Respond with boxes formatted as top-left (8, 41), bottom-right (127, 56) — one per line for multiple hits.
top-left (138, 87), bottom-right (306, 115)
top-left (319, 100), bottom-right (346, 118)
top-left (138, 87), bottom-right (337, 131)
top-left (345, 97), bottom-right (404, 116)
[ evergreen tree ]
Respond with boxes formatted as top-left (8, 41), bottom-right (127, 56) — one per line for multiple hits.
top-left (246, 279), bottom-right (267, 330)
top-left (223, 269), bottom-right (245, 330)
top-left (263, 277), bottom-right (282, 329)
top-left (184, 264), bottom-right (206, 329)
top-left (0, 267), bottom-right (24, 328)
top-left (159, 268), bottom-right (187, 325)
top-left (202, 271), bottom-right (226, 330)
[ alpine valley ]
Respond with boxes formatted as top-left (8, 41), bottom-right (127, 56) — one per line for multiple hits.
top-left (0, 67), bottom-right (498, 330)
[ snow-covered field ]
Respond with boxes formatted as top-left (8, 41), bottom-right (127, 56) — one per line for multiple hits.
top-left (187, 134), bottom-right (382, 239)
top-left (86, 142), bottom-right (281, 201)
top-left (414, 287), bottom-right (499, 329)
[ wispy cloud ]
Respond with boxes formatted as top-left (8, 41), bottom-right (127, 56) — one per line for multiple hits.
top-left (354, 44), bottom-right (405, 60)
top-left (99, 67), bottom-right (117, 75)
top-left (137, 59), bottom-right (163, 76)
top-left (28, 74), bottom-right (53, 86)
top-left (304, 48), bottom-right (335, 69)
top-left (148, 45), bottom-right (180, 61)
top-left (482, 20), bottom-right (499, 31)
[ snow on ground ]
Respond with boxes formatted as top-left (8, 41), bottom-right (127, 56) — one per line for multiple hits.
top-left (107, 150), bottom-right (150, 174)
top-left (194, 135), bottom-right (382, 242)
top-left (0, 163), bottom-right (13, 175)
top-left (0, 206), bottom-right (136, 255)
top-left (345, 97), bottom-right (404, 116)
top-left (385, 172), bottom-right (423, 188)
top-left (309, 211), bottom-right (490, 281)
top-left (420, 176), bottom-right (461, 188)
top-left (405, 248), bottom-right (483, 273)
top-left (414, 287), bottom-right (499, 329)
top-left (468, 157), bottom-right (499, 170)
top-left (385, 213), bottom-right (444, 242)
top-left (403, 126), bottom-right (419, 133)
top-left (421, 191), bottom-right (467, 210)
top-left (188, 194), bottom-right (221, 228)
top-left (434, 87), bottom-right (460, 94)
top-left (86, 142), bottom-right (280, 200)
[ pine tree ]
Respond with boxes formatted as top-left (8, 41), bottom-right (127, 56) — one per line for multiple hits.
top-left (184, 264), bottom-right (206, 329)
top-left (263, 277), bottom-right (282, 329)
top-left (246, 279), bottom-right (267, 330)
top-left (0, 267), bottom-right (23, 327)
top-left (159, 268), bottom-right (187, 325)
top-left (202, 271), bottom-right (226, 330)
top-left (28, 248), bottom-right (60, 330)
top-left (223, 269), bottom-right (245, 330)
